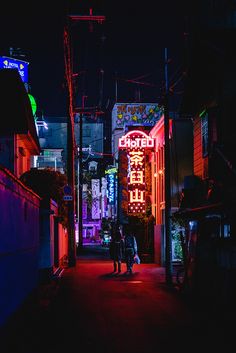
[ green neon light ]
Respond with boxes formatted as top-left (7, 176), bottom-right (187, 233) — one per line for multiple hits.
top-left (28, 94), bottom-right (37, 116)
top-left (105, 167), bottom-right (117, 174)
top-left (199, 109), bottom-right (206, 118)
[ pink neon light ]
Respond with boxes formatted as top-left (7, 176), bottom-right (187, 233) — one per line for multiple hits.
top-left (119, 130), bottom-right (152, 214)
top-left (118, 130), bottom-right (154, 149)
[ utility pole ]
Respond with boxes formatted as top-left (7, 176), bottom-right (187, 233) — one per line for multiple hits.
top-left (63, 25), bottom-right (76, 267)
top-left (164, 47), bottom-right (173, 285)
top-left (77, 95), bottom-right (87, 250)
top-left (75, 103), bottom-right (104, 250)
top-left (78, 107), bottom-right (83, 250)
top-left (68, 8), bottom-right (105, 251)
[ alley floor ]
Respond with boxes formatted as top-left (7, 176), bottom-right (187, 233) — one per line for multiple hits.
top-left (1, 244), bottom-right (235, 353)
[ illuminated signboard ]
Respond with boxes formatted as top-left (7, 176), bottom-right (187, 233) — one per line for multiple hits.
top-left (119, 131), bottom-right (154, 149)
top-left (119, 130), bottom-right (154, 214)
top-left (91, 179), bottom-right (100, 219)
top-left (105, 167), bottom-right (117, 174)
top-left (106, 167), bottom-right (117, 205)
top-left (112, 103), bottom-right (164, 130)
top-left (0, 56), bottom-right (29, 83)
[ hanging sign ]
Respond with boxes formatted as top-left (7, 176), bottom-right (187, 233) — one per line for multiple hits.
top-left (119, 130), bottom-right (154, 214)
top-left (0, 56), bottom-right (29, 83)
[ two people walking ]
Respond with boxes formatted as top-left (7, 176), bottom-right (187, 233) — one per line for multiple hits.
top-left (109, 223), bottom-right (138, 275)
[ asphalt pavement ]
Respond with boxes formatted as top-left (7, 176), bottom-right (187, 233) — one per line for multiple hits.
top-left (1, 244), bottom-right (235, 353)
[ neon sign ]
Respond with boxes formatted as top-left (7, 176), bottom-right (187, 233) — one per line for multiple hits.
top-left (119, 130), bottom-right (154, 214)
top-left (106, 167), bottom-right (117, 205)
top-left (105, 167), bottom-right (117, 174)
top-left (107, 173), bottom-right (115, 204)
top-left (0, 56), bottom-right (29, 83)
top-left (119, 130), bottom-right (154, 148)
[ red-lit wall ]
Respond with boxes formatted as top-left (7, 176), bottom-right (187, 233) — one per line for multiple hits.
top-left (0, 166), bottom-right (40, 326)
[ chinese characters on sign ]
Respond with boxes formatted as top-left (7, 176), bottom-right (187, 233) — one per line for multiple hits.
top-left (119, 130), bottom-right (154, 214)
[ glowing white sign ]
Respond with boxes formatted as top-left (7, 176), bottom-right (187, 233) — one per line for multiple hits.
top-left (119, 130), bottom-right (154, 149)
top-left (91, 179), bottom-right (100, 219)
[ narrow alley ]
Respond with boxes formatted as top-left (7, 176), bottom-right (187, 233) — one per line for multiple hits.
top-left (1, 244), bottom-right (235, 353)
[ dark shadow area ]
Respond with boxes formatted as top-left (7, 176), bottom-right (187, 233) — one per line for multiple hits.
top-left (99, 271), bottom-right (141, 281)
top-left (77, 243), bottom-right (111, 261)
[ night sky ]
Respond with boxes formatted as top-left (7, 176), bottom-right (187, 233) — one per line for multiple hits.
top-left (0, 1), bottom-right (187, 116)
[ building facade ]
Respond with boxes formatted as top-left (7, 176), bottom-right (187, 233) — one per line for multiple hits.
top-left (175, 1), bottom-right (236, 301)
top-left (0, 68), bottom-right (41, 326)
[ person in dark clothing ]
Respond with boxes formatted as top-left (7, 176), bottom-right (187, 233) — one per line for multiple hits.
top-left (124, 231), bottom-right (138, 274)
top-left (109, 224), bottom-right (124, 273)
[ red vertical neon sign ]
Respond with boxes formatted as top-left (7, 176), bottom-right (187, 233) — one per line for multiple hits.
top-left (119, 130), bottom-right (154, 214)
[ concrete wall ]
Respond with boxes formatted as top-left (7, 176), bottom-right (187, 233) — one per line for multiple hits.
top-left (0, 166), bottom-right (40, 326)
top-left (38, 199), bottom-right (58, 282)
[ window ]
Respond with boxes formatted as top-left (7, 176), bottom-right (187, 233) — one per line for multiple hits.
top-left (38, 126), bottom-right (44, 138)
top-left (44, 128), bottom-right (52, 137)
top-left (223, 224), bottom-right (230, 238)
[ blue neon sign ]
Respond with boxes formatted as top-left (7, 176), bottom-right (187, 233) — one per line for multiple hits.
top-left (0, 56), bottom-right (29, 83)
top-left (107, 173), bottom-right (115, 205)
